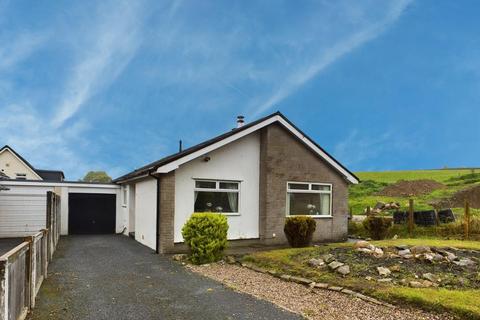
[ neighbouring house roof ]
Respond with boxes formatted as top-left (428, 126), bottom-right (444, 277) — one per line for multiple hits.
top-left (113, 112), bottom-right (360, 184)
top-left (36, 169), bottom-right (65, 181)
top-left (0, 145), bottom-right (65, 181)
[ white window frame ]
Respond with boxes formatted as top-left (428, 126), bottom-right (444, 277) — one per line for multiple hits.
top-left (286, 181), bottom-right (333, 218)
top-left (193, 179), bottom-right (241, 216)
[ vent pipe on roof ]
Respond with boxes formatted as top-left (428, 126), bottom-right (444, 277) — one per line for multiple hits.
top-left (179, 140), bottom-right (183, 152)
top-left (236, 115), bottom-right (245, 128)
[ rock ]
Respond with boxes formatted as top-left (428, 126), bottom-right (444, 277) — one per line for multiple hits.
top-left (353, 240), bottom-right (371, 249)
top-left (444, 252), bottom-right (457, 262)
top-left (365, 276), bottom-right (374, 281)
top-left (389, 265), bottom-right (401, 272)
top-left (423, 253), bottom-right (435, 263)
top-left (225, 256), bottom-right (236, 264)
top-left (398, 249), bottom-right (411, 256)
top-left (410, 280), bottom-right (434, 288)
top-left (433, 253), bottom-right (444, 262)
top-left (411, 246), bottom-right (431, 254)
top-left (356, 248), bottom-right (373, 254)
top-left (308, 258), bottom-right (325, 268)
top-left (402, 254), bottom-right (414, 259)
top-left (423, 273), bottom-right (439, 282)
top-left (453, 258), bottom-right (476, 267)
top-left (374, 202), bottom-right (386, 210)
top-left (395, 245), bottom-right (410, 250)
top-left (172, 254), bottom-right (187, 261)
top-left (336, 265), bottom-right (350, 276)
top-left (328, 261), bottom-right (344, 270)
top-left (321, 254), bottom-right (335, 263)
top-left (314, 282), bottom-right (329, 289)
top-left (328, 286), bottom-right (344, 292)
top-left (373, 247), bottom-right (384, 257)
top-left (377, 278), bottom-right (393, 283)
top-left (377, 266), bottom-right (391, 277)
top-left (290, 276), bottom-right (313, 285)
top-left (392, 234), bottom-right (398, 240)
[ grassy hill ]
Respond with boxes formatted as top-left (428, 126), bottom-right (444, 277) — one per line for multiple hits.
top-left (349, 168), bottom-right (480, 215)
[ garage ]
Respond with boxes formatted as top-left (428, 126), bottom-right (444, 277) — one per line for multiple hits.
top-left (68, 193), bottom-right (117, 234)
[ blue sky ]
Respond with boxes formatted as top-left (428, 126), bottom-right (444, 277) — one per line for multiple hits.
top-left (1, 0), bottom-right (479, 180)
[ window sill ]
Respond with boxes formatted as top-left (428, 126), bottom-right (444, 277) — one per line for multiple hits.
top-left (286, 215), bottom-right (333, 219)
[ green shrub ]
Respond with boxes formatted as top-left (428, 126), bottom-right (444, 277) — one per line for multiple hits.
top-left (363, 216), bottom-right (392, 240)
top-left (348, 220), bottom-right (368, 237)
top-left (181, 213), bottom-right (229, 264)
top-left (284, 216), bottom-right (316, 247)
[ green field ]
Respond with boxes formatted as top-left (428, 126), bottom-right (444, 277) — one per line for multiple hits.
top-left (349, 168), bottom-right (480, 215)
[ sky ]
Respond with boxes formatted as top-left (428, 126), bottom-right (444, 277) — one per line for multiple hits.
top-left (1, 0), bottom-right (479, 180)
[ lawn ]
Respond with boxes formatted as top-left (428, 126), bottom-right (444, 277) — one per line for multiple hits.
top-left (349, 168), bottom-right (480, 215)
top-left (243, 239), bottom-right (480, 319)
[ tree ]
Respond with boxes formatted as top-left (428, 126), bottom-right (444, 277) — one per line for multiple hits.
top-left (81, 171), bottom-right (112, 183)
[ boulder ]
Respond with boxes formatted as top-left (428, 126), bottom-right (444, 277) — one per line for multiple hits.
top-left (353, 240), bottom-right (371, 249)
top-left (410, 246), bottom-right (432, 254)
top-left (308, 258), bottom-right (325, 268)
top-left (423, 273), bottom-right (440, 283)
top-left (321, 254), bottom-right (335, 263)
top-left (373, 247), bottom-right (384, 257)
top-left (225, 256), bottom-right (236, 264)
top-left (377, 278), bottom-right (393, 283)
top-left (336, 265), bottom-right (350, 276)
top-left (395, 245), bottom-right (409, 250)
top-left (453, 258), bottom-right (476, 267)
top-left (398, 249), bottom-right (411, 256)
top-left (328, 261), bottom-right (344, 270)
top-left (377, 266), bottom-right (391, 277)
top-left (374, 202), bottom-right (386, 210)
top-left (444, 252), bottom-right (457, 262)
top-left (172, 254), bottom-right (187, 261)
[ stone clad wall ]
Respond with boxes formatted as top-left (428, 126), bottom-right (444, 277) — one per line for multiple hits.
top-left (259, 123), bottom-right (349, 245)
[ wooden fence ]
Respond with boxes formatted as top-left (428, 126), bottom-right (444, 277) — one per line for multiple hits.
top-left (0, 191), bottom-right (60, 320)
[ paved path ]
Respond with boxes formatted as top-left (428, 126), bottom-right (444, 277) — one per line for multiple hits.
top-left (28, 235), bottom-right (301, 320)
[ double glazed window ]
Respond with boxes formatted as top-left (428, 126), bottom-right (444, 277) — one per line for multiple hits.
top-left (194, 180), bottom-right (239, 213)
top-left (286, 182), bottom-right (332, 216)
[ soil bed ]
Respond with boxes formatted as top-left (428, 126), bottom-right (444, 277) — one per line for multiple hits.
top-left (377, 180), bottom-right (445, 197)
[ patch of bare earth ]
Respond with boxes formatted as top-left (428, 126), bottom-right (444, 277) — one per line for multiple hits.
top-left (377, 180), bottom-right (445, 197)
top-left (188, 263), bottom-right (452, 320)
top-left (436, 184), bottom-right (480, 209)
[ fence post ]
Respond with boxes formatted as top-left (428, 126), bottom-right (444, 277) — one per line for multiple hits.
top-left (23, 236), bottom-right (35, 309)
top-left (464, 200), bottom-right (470, 240)
top-left (41, 230), bottom-right (48, 280)
top-left (0, 259), bottom-right (7, 320)
top-left (408, 199), bottom-right (414, 237)
top-left (366, 206), bottom-right (371, 216)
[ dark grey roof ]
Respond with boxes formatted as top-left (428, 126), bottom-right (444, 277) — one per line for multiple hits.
top-left (0, 171), bottom-right (9, 180)
top-left (36, 169), bottom-right (65, 182)
top-left (113, 111), bottom-right (359, 184)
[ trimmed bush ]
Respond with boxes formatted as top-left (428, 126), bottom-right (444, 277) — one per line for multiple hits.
top-left (284, 216), bottom-right (316, 247)
top-left (181, 213), bottom-right (229, 264)
top-left (363, 216), bottom-right (392, 240)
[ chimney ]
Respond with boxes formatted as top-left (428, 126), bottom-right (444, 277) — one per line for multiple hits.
top-left (236, 115), bottom-right (245, 128)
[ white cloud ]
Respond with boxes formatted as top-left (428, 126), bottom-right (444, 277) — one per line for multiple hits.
top-left (0, 33), bottom-right (46, 71)
top-left (252, 0), bottom-right (414, 116)
top-left (52, 1), bottom-right (145, 127)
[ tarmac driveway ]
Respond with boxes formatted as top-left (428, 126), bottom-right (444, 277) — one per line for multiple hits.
top-left (27, 235), bottom-right (301, 320)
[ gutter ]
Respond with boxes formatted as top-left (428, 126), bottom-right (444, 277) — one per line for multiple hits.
top-left (148, 171), bottom-right (161, 254)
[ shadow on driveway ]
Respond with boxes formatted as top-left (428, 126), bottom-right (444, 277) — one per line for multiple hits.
top-left (27, 235), bottom-right (301, 320)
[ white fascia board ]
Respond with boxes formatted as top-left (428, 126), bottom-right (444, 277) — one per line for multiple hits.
top-left (155, 115), bottom-right (359, 184)
top-left (0, 180), bottom-right (121, 188)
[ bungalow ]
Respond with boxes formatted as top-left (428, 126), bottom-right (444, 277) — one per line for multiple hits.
top-left (114, 112), bottom-right (359, 253)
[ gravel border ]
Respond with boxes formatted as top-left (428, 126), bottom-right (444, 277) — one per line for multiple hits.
top-left (187, 261), bottom-right (454, 320)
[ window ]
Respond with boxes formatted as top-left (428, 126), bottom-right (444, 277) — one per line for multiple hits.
top-left (15, 173), bottom-right (27, 180)
top-left (286, 182), bottom-right (332, 216)
top-left (194, 180), bottom-right (239, 214)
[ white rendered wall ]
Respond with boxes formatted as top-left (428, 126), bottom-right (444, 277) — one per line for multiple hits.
top-left (174, 132), bottom-right (260, 242)
top-left (134, 177), bottom-right (157, 250)
top-left (0, 148), bottom-right (42, 180)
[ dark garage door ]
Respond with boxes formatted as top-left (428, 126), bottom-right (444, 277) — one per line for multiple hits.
top-left (69, 193), bottom-right (116, 234)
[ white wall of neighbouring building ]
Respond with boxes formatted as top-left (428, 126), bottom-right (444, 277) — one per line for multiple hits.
top-left (174, 132), bottom-right (260, 243)
top-left (0, 180), bottom-right (123, 237)
top-left (133, 177), bottom-right (157, 250)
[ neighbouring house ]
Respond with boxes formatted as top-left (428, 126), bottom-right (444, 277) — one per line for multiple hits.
top-left (114, 112), bottom-right (359, 253)
top-left (0, 145), bottom-right (65, 181)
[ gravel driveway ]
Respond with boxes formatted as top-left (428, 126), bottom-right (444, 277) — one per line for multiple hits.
top-left (27, 235), bottom-right (302, 320)
top-left (189, 263), bottom-right (453, 320)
